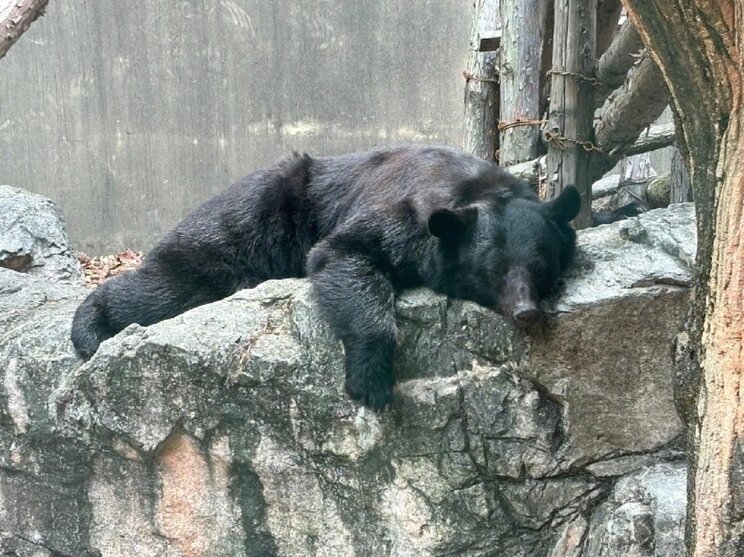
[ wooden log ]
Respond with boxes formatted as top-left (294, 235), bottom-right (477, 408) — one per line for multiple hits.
top-left (545, 0), bottom-right (597, 229)
top-left (613, 152), bottom-right (654, 206)
top-left (591, 174), bottom-right (623, 199)
top-left (595, 0), bottom-right (623, 57)
top-left (508, 155), bottom-right (547, 185)
top-left (498, 0), bottom-right (548, 166)
top-left (0, 0), bottom-right (49, 61)
top-left (595, 20), bottom-right (645, 106)
top-left (463, 0), bottom-right (501, 161)
top-left (507, 123), bottom-right (675, 186)
top-left (621, 3), bottom-right (744, 553)
top-left (539, 2), bottom-right (555, 116)
top-left (542, 0), bottom-right (620, 112)
top-left (589, 52), bottom-right (670, 183)
top-left (623, 122), bottom-right (675, 156)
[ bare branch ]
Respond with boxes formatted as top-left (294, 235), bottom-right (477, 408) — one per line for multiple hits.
top-left (0, 0), bottom-right (49, 61)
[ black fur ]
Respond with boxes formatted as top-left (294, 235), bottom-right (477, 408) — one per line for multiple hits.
top-left (71, 145), bottom-right (581, 410)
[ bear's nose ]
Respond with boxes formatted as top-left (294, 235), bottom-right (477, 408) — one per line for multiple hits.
top-left (512, 302), bottom-right (539, 326)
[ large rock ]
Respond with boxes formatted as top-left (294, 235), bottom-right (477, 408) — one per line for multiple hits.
top-left (583, 462), bottom-right (687, 557)
top-left (0, 185), bottom-right (83, 284)
top-left (0, 204), bottom-right (694, 556)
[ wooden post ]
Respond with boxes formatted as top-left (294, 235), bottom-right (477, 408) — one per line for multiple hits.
top-left (614, 152), bottom-right (654, 207)
top-left (545, 0), bottom-right (597, 229)
top-left (498, 0), bottom-right (548, 166)
top-left (463, 0), bottom-right (501, 161)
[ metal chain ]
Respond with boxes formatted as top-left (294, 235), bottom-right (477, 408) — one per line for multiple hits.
top-left (544, 128), bottom-right (604, 153)
top-left (498, 118), bottom-right (548, 132)
top-left (546, 69), bottom-right (603, 87)
top-left (462, 70), bottom-right (499, 84)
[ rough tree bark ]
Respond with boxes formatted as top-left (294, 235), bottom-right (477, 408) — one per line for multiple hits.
top-left (464, 0), bottom-right (501, 161)
top-left (541, 0), bottom-right (621, 114)
top-left (623, 2), bottom-right (744, 556)
top-left (545, 0), bottom-right (596, 228)
top-left (498, 0), bottom-right (548, 165)
top-left (595, 0), bottom-right (622, 57)
top-left (0, 0), bottom-right (49, 61)
top-left (594, 19), bottom-right (645, 105)
top-left (590, 50), bottom-right (670, 183)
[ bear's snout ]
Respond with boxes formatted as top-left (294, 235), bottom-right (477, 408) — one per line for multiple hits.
top-left (512, 301), bottom-right (539, 326)
top-left (500, 266), bottom-right (540, 326)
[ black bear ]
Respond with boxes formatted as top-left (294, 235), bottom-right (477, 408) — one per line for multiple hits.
top-left (71, 145), bottom-right (580, 410)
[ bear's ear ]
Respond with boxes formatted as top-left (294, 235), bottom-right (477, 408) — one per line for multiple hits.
top-left (428, 206), bottom-right (478, 242)
top-left (547, 186), bottom-right (581, 223)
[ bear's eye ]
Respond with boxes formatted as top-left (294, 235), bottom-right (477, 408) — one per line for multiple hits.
top-left (530, 262), bottom-right (558, 297)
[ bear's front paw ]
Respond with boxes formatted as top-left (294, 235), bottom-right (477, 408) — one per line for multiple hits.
top-left (345, 372), bottom-right (394, 412)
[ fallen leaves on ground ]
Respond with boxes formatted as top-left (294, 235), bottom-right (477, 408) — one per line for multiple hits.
top-left (77, 249), bottom-right (144, 288)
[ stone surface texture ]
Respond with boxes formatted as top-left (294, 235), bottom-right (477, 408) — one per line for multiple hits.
top-left (0, 185), bottom-right (83, 284)
top-left (0, 194), bottom-right (694, 556)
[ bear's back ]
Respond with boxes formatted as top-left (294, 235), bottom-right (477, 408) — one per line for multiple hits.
top-left (308, 145), bottom-right (532, 234)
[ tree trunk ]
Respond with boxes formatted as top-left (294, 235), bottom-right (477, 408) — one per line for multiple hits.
top-left (0, 0), bottom-right (49, 61)
top-left (463, 0), bottom-right (501, 161)
top-left (498, 0), bottom-right (547, 166)
top-left (623, 2), bottom-right (744, 556)
top-left (545, 0), bottom-right (596, 229)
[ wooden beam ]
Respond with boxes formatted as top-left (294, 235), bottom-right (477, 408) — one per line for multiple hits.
top-left (595, 20), bottom-right (645, 106)
top-left (463, 0), bottom-right (501, 161)
top-left (595, 0), bottom-right (623, 57)
top-left (545, 0), bottom-right (597, 229)
top-left (506, 122), bottom-right (675, 184)
top-left (498, 0), bottom-right (548, 166)
top-left (590, 52), bottom-right (670, 182)
top-left (623, 122), bottom-right (675, 156)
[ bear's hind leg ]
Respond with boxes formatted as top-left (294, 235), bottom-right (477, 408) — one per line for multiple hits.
top-left (71, 264), bottom-right (226, 358)
top-left (309, 246), bottom-right (397, 411)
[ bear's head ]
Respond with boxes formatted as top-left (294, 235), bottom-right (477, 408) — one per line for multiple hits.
top-left (428, 186), bottom-right (581, 326)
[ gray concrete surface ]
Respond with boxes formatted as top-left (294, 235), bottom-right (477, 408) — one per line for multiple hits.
top-left (0, 1), bottom-right (470, 254)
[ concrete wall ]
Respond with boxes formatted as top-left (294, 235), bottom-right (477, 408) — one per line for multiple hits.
top-left (0, 1), bottom-right (470, 254)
